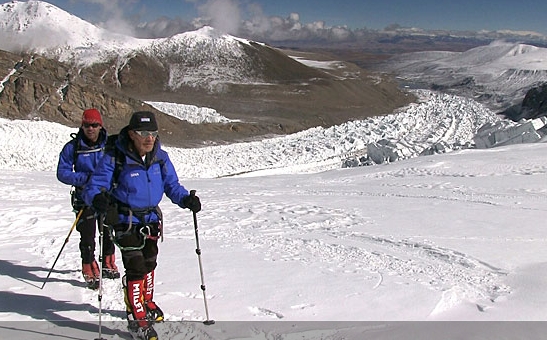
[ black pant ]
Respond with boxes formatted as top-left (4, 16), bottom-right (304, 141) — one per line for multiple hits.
top-left (114, 223), bottom-right (159, 281)
top-left (76, 207), bottom-right (115, 264)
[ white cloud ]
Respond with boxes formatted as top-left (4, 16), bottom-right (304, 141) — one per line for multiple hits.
top-left (197, 0), bottom-right (241, 35)
top-left (80, 0), bottom-right (139, 36)
top-left (95, 0), bottom-right (356, 43)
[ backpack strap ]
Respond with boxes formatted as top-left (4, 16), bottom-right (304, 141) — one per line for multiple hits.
top-left (71, 131), bottom-right (104, 163)
top-left (112, 148), bottom-right (124, 189)
top-left (70, 132), bottom-right (79, 163)
top-left (103, 134), bottom-right (124, 190)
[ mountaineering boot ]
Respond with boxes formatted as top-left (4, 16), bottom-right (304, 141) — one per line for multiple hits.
top-left (80, 243), bottom-right (99, 289)
top-left (144, 270), bottom-right (164, 323)
top-left (102, 254), bottom-right (120, 279)
top-left (82, 262), bottom-right (99, 290)
top-left (145, 301), bottom-right (164, 324)
top-left (123, 275), bottom-right (158, 340)
top-left (129, 324), bottom-right (158, 340)
top-left (91, 260), bottom-right (100, 279)
top-left (123, 276), bottom-right (139, 331)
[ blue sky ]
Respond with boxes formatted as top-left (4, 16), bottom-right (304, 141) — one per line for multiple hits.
top-left (245, 0), bottom-right (547, 33)
top-left (5, 0), bottom-right (547, 37)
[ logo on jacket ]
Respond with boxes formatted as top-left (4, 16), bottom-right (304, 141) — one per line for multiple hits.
top-left (130, 172), bottom-right (139, 177)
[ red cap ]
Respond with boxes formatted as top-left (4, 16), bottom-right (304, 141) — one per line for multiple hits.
top-left (82, 108), bottom-right (103, 126)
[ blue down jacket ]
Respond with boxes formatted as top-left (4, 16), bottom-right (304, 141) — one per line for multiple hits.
top-left (83, 128), bottom-right (189, 225)
top-left (56, 128), bottom-right (107, 202)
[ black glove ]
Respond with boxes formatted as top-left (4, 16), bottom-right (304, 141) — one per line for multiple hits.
top-left (182, 193), bottom-right (201, 213)
top-left (92, 192), bottom-right (110, 214)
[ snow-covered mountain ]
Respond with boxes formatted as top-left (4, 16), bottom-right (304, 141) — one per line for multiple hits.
top-left (0, 0), bottom-right (334, 90)
top-left (0, 1), bottom-right (260, 86)
top-left (144, 27), bottom-right (265, 91)
top-left (0, 0), bottom-right (410, 145)
top-left (4, 0), bottom-right (547, 101)
top-left (382, 40), bottom-right (547, 111)
top-left (0, 0), bottom-right (159, 66)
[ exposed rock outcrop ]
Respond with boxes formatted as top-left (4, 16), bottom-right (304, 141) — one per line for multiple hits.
top-left (501, 83), bottom-right (547, 121)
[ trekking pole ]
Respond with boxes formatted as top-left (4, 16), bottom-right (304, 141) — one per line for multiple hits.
top-left (94, 213), bottom-right (107, 340)
top-left (41, 209), bottom-right (84, 289)
top-left (190, 190), bottom-right (215, 325)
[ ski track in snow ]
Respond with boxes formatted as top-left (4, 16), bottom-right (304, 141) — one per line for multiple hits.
top-left (189, 154), bottom-right (545, 321)
top-left (201, 198), bottom-right (510, 310)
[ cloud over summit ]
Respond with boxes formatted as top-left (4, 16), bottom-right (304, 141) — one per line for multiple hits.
top-left (34, 0), bottom-right (547, 47)
top-left (83, 0), bottom-right (354, 42)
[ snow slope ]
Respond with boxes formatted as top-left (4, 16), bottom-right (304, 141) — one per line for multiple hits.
top-left (145, 101), bottom-right (237, 125)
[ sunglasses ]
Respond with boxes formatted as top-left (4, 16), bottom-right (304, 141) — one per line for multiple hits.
top-left (83, 123), bottom-right (100, 128)
top-left (134, 130), bottom-right (159, 138)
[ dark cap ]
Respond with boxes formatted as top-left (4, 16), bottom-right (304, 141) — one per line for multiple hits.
top-left (128, 111), bottom-right (158, 131)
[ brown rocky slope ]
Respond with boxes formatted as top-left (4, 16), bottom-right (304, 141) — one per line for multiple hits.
top-left (0, 47), bottom-right (414, 148)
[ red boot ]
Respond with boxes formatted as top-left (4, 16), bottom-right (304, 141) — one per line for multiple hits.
top-left (102, 254), bottom-right (120, 279)
top-left (144, 271), bottom-right (164, 322)
top-left (123, 276), bottom-right (149, 331)
top-left (91, 260), bottom-right (100, 279)
top-left (82, 262), bottom-right (98, 289)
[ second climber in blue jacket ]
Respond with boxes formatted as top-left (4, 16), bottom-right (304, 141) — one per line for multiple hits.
top-left (56, 108), bottom-right (119, 287)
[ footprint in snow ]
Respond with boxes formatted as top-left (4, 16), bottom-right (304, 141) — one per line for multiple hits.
top-left (248, 306), bottom-right (284, 319)
top-left (290, 303), bottom-right (315, 310)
